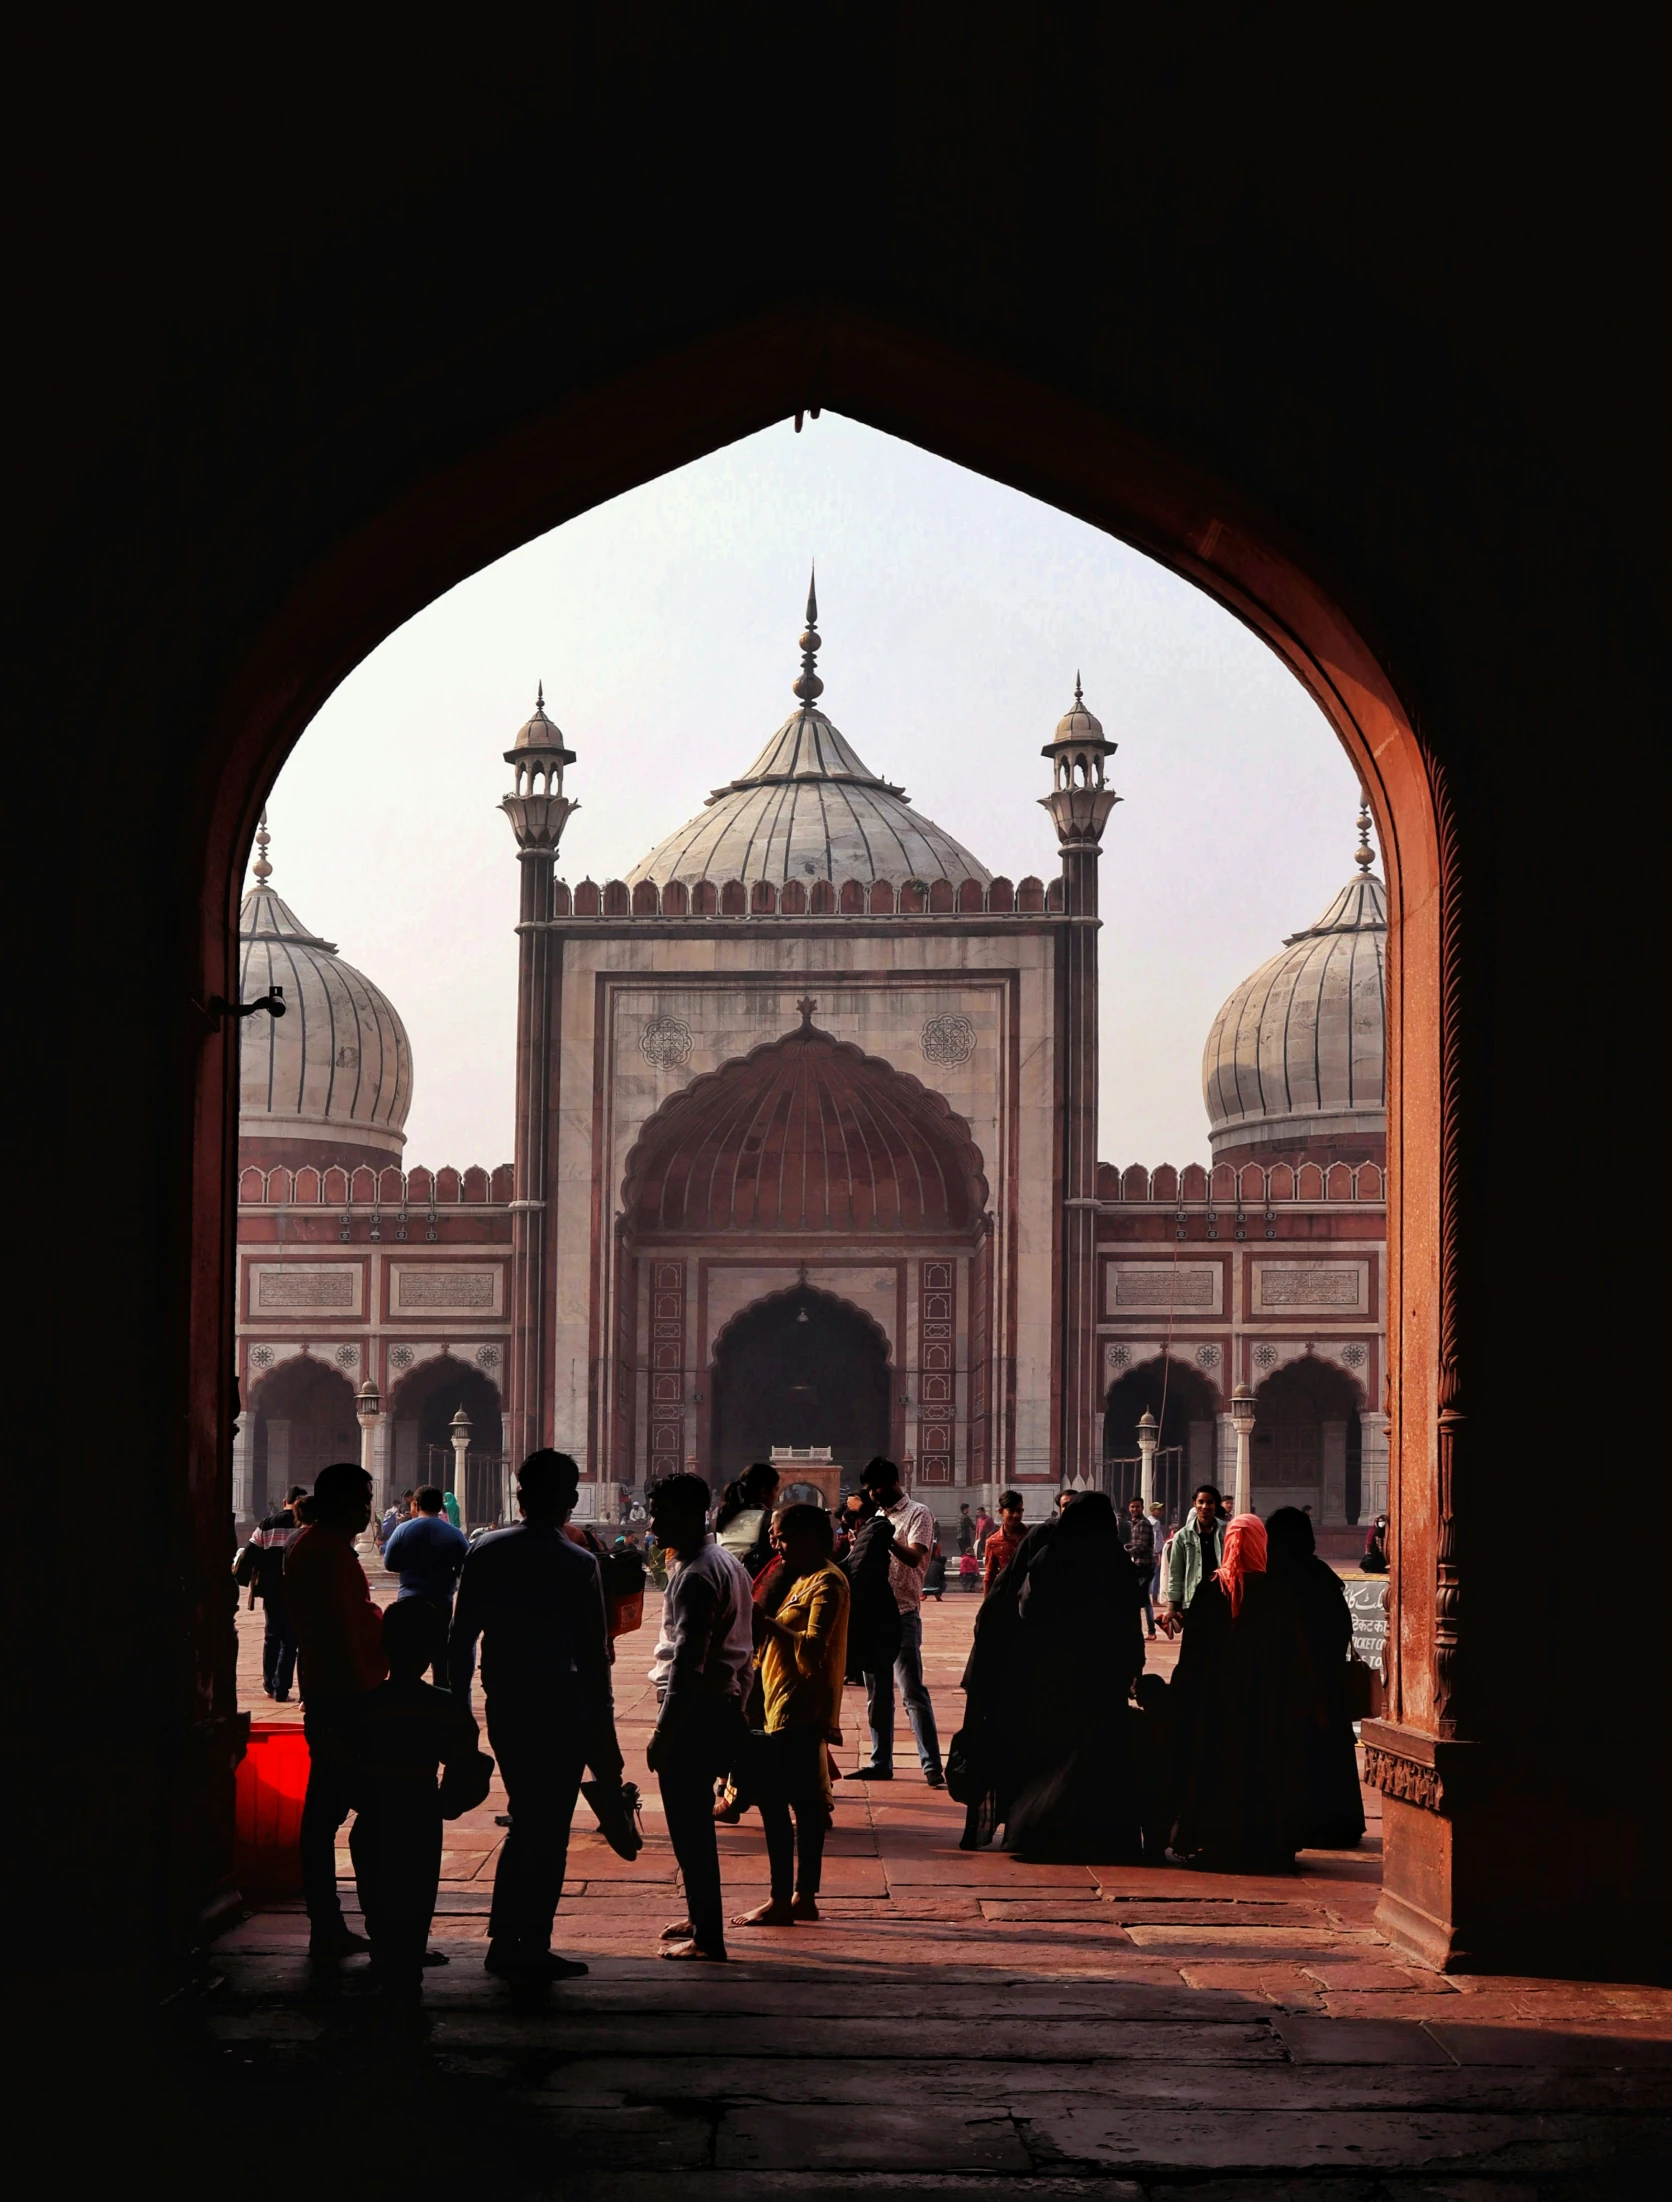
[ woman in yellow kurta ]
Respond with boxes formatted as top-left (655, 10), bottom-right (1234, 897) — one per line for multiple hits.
top-left (735, 1503), bottom-right (850, 1926)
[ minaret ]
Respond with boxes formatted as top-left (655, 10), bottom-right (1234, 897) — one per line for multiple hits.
top-left (1040, 678), bottom-right (1121, 1489)
top-left (501, 687), bottom-right (578, 1465)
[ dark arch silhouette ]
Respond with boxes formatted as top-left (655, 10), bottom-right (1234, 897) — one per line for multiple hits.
top-left (709, 1283), bottom-right (892, 1492)
top-left (1102, 1354), bottom-right (1223, 1516)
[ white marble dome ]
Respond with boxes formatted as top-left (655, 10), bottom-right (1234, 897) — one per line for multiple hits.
top-left (628, 590), bottom-right (990, 888)
top-left (1202, 849), bottom-right (1386, 1159)
top-left (238, 831), bottom-right (413, 1165)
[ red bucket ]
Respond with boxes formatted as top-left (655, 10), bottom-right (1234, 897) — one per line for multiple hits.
top-left (234, 1723), bottom-right (310, 1895)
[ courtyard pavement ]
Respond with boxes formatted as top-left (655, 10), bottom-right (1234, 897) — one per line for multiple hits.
top-left (212, 1572), bottom-right (1672, 2194)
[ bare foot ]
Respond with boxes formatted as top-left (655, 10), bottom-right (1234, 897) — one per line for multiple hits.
top-left (659, 1918), bottom-right (695, 1941)
top-left (789, 1893), bottom-right (820, 1921)
top-left (660, 1939), bottom-right (727, 1961)
top-left (732, 1899), bottom-right (796, 1927)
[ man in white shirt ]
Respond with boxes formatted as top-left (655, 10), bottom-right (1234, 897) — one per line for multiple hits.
top-left (644, 1472), bottom-right (755, 1960)
top-left (850, 1456), bottom-right (945, 1786)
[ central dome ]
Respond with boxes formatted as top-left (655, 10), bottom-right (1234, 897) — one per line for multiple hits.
top-left (628, 583), bottom-right (990, 888)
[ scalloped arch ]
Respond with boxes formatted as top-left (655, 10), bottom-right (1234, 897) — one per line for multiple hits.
top-left (621, 1021), bottom-right (989, 1236)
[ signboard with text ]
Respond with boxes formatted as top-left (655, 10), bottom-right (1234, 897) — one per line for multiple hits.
top-left (1342, 1575), bottom-right (1390, 1677)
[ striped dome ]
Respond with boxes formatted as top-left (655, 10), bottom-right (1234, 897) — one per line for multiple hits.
top-left (238, 870), bottom-right (413, 1166)
top-left (629, 704), bottom-right (990, 889)
top-left (1202, 869), bottom-right (1386, 1158)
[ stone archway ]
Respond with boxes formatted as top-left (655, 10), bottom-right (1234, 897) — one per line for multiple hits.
top-left (710, 1284), bottom-right (892, 1494)
top-left (1251, 1354), bottom-right (1367, 1529)
top-left (1102, 1354), bottom-right (1222, 1520)
top-left (245, 1354), bottom-right (359, 1514)
top-left (387, 1354), bottom-right (504, 1506)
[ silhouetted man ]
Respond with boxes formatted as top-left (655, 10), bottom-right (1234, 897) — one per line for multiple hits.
top-left (646, 1471), bottom-right (753, 1961)
top-left (449, 1449), bottom-right (625, 1981)
top-left (1124, 1496), bottom-right (1157, 1639)
top-left (284, 1461), bottom-right (386, 1963)
top-left (246, 1483), bottom-right (307, 1700)
top-left (850, 1457), bottom-right (944, 1786)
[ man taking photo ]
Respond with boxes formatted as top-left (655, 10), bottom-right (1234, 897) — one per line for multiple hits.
top-left (850, 1456), bottom-right (944, 1787)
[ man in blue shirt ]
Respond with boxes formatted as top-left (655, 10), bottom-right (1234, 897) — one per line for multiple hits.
top-left (382, 1486), bottom-right (469, 1685)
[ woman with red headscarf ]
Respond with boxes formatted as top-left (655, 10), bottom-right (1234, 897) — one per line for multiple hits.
top-left (1170, 1512), bottom-right (1312, 1871)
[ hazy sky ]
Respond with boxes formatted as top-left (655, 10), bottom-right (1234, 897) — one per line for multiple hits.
top-left (259, 415), bottom-right (1365, 1168)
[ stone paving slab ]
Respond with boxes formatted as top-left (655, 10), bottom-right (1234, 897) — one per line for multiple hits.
top-left (217, 1584), bottom-right (1670, 2191)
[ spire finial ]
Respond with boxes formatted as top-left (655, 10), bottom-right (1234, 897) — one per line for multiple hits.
top-left (536, 679), bottom-right (545, 711)
top-left (1074, 670), bottom-right (1084, 708)
top-left (792, 566), bottom-right (824, 706)
top-left (252, 807), bottom-right (273, 886)
top-left (1355, 789), bottom-right (1375, 873)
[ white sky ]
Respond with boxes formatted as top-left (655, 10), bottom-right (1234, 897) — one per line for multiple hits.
top-left (259, 415), bottom-right (1365, 1169)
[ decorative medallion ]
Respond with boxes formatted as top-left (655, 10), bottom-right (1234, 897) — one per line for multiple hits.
top-left (920, 1012), bottom-right (976, 1067)
top-left (1343, 1342), bottom-right (1368, 1368)
top-left (249, 1344), bottom-right (274, 1371)
top-left (1106, 1343), bottom-right (1132, 1371)
top-left (475, 1344), bottom-right (501, 1371)
top-left (1194, 1343), bottom-right (1221, 1368)
top-left (389, 1344), bottom-right (414, 1371)
top-left (334, 1343), bottom-right (360, 1370)
top-left (639, 1013), bottom-right (693, 1070)
top-left (1252, 1343), bottom-right (1279, 1369)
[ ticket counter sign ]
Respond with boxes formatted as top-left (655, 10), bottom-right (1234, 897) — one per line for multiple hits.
top-left (1342, 1574), bottom-right (1390, 1677)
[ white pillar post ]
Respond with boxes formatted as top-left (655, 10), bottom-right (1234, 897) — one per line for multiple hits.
top-left (231, 1415), bottom-right (254, 1522)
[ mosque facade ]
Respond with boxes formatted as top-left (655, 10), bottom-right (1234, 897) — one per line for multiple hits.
top-left (231, 591), bottom-right (1387, 1538)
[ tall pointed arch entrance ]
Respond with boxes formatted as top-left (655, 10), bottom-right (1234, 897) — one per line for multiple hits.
top-left (611, 1009), bottom-right (993, 1494)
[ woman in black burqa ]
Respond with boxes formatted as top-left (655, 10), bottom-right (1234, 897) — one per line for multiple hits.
top-left (954, 1491), bottom-right (1145, 1859)
top-left (1171, 1511), bottom-right (1312, 1872)
top-left (1263, 1505), bottom-right (1365, 1849)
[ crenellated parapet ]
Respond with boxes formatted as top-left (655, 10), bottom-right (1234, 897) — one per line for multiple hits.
top-left (1096, 1158), bottom-right (1386, 1205)
top-left (544, 873), bottom-right (1058, 919)
top-left (238, 1161), bottom-right (514, 1207)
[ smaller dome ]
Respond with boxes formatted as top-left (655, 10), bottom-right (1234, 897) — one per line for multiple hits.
top-left (505, 682), bottom-right (575, 762)
top-left (1046, 675), bottom-right (1107, 750)
top-left (238, 820), bottom-right (413, 1169)
top-left (1202, 812), bottom-right (1387, 1162)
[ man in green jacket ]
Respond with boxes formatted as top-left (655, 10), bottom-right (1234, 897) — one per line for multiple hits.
top-left (1163, 1485), bottom-right (1227, 1625)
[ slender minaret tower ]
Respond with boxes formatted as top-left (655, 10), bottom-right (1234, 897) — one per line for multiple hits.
top-left (1040, 677), bottom-right (1120, 1488)
top-left (501, 687), bottom-right (578, 1465)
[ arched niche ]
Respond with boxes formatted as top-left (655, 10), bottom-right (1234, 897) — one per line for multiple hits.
top-left (245, 1354), bottom-right (359, 1515)
top-left (1251, 1354), bottom-right (1368, 1529)
top-left (709, 1283), bottom-right (893, 1494)
top-left (386, 1352), bottom-right (504, 1502)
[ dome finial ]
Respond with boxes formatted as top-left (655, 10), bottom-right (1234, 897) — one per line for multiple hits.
top-left (1075, 670), bottom-right (1084, 708)
top-left (792, 565), bottom-right (824, 706)
top-left (1355, 789), bottom-right (1375, 873)
top-left (536, 679), bottom-right (544, 710)
top-left (252, 807), bottom-right (273, 886)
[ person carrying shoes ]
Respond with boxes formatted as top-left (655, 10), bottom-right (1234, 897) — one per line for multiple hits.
top-left (448, 1449), bottom-right (626, 1983)
top-left (645, 1472), bottom-right (754, 1962)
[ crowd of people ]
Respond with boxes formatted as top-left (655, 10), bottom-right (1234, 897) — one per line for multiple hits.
top-left (242, 1449), bottom-right (1367, 2021)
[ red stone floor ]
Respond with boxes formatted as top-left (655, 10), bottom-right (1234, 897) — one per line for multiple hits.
top-left (209, 1577), bottom-right (1672, 2196)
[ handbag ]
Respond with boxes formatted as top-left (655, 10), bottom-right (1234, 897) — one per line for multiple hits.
top-left (438, 1748), bottom-right (495, 1820)
top-left (1343, 1654), bottom-right (1379, 1722)
top-left (944, 1726), bottom-right (980, 1805)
